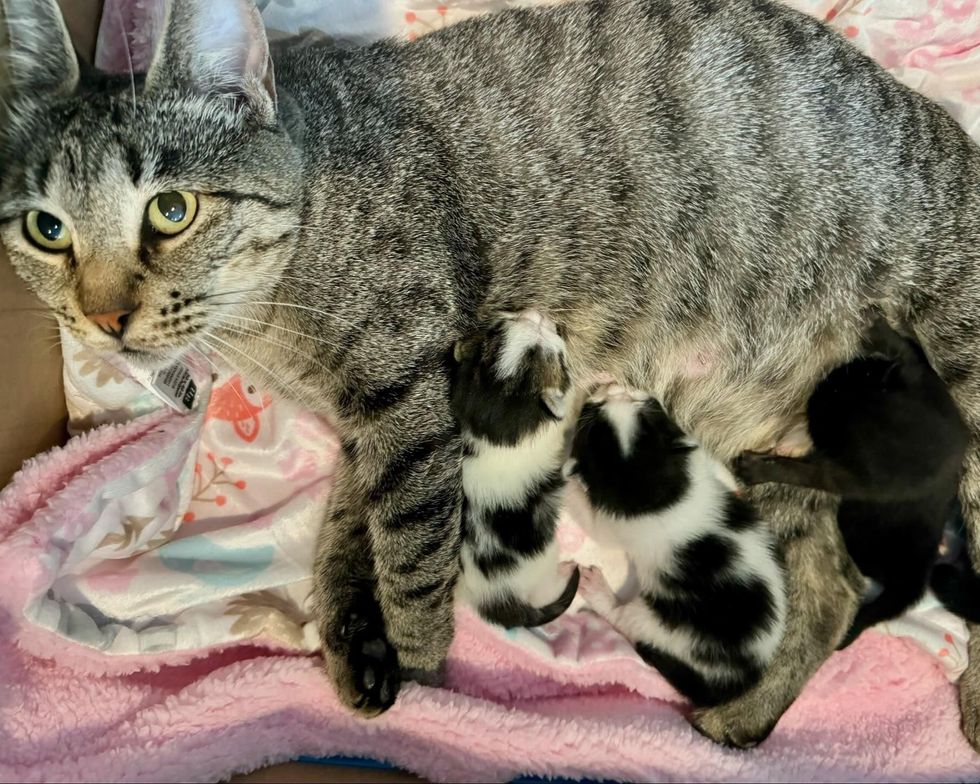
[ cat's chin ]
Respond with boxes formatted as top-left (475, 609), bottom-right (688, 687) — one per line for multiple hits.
top-left (119, 347), bottom-right (181, 372)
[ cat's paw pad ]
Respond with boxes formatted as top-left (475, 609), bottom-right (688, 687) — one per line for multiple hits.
top-left (323, 586), bottom-right (401, 717)
top-left (578, 565), bottom-right (617, 614)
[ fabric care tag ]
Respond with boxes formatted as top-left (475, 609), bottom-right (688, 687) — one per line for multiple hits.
top-left (127, 359), bottom-right (199, 413)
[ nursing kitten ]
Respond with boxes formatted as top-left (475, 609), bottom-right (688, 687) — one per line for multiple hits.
top-left (737, 319), bottom-right (968, 647)
top-left (12, 0), bottom-right (980, 746)
top-left (451, 311), bottom-right (579, 628)
top-left (571, 385), bottom-right (787, 708)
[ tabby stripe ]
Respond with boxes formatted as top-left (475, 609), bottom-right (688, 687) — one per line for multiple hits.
top-left (337, 376), bottom-right (417, 421)
top-left (124, 143), bottom-right (142, 184)
top-left (380, 484), bottom-right (457, 532)
top-left (395, 529), bottom-right (453, 574)
top-left (369, 430), bottom-right (457, 502)
top-left (403, 577), bottom-right (449, 602)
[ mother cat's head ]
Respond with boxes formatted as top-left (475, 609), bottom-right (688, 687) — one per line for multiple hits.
top-left (0, 0), bottom-right (299, 368)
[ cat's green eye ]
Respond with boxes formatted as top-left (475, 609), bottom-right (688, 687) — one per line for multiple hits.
top-left (25, 210), bottom-right (72, 252)
top-left (147, 191), bottom-right (198, 235)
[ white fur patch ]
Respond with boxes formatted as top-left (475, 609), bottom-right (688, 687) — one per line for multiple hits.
top-left (462, 421), bottom-right (566, 510)
top-left (494, 311), bottom-right (565, 381)
top-left (598, 398), bottom-right (644, 459)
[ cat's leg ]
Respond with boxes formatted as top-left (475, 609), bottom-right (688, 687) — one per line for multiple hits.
top-left (314, 370), bottom-right (464, 715)
top-left (946, 441), bottom-right (980, 750)
top-left (691, 483), bottom-right (863, 748)
top-left (312, 468), bottom-right (400, 716)
top-left (734, 452), bottom-right (860, 495)
top-left (838, 573), bottom-right (928, 649)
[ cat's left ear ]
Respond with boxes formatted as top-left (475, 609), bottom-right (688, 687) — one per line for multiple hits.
top-left (0, 0), bottom-right (79, 98)
top-left (146, 0), bottom-right (276, 120)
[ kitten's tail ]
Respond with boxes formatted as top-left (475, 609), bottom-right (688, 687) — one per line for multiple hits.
top-left (931, 562), bottom-right (980, 624)
top-left (478, 566), bottom-right (580, 629)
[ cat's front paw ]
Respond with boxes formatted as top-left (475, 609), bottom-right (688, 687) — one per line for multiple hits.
top-left (320, 582), bottom-right (401, 717)
top-left (690, 699), bottom-right (777, 750)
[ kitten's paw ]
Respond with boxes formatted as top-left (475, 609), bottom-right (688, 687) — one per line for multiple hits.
top-left (587, 382), bottom-right (649, 406)
top-left (578, 565), bottom-right (617, 615)
top-left (690, 701), bottom-right (777, 750)
top-left (320, 584), bottom-right (401, 717)
top-left (732, 452), bottom-right (777, 486)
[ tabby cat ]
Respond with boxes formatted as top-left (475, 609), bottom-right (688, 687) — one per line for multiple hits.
top-left (6, 0), bottom-right (980, 749)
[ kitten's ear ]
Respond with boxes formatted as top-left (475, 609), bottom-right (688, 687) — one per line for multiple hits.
top-left (146, 0), bottom-right (276, 119)
top-left (0, 0), bottom-right (79, 97)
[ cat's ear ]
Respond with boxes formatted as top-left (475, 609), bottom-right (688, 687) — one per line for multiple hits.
top-left (146, 0), bottom-right (276, 120)
top-left (0, 0), bottom-right (79, 97)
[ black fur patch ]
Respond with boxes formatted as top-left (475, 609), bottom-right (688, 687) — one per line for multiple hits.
top-left (572, 399), bottom-right (693, 517)
top-left (473, 548), bottom-right (520, 578)
top-left (646, 535), bottom-right (778, 647)
top-left (635, 641), bottom-right (758, 708)
top-left (723, 493), bottom-right (758, 532)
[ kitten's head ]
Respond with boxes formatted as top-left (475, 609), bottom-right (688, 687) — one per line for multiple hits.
top-left (0, 0), bottom-right (301, 368)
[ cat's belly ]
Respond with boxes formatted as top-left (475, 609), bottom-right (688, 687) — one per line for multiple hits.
top-left (566, 323), bottom-right (862, 461)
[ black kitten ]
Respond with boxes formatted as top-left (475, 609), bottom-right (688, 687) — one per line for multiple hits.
top-left (736, 318), bottom-right (968, 647)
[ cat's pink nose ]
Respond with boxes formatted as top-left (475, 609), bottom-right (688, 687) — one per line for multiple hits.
top-left (85, 309), bottom-right (132, 338)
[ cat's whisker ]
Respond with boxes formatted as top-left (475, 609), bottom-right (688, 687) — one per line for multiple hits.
top-left (242, 300), bottom-right (362, 329)
top-left (202, 331), bottom-right (316, 409)
top-left (214, 312), bottom-right (346, 353)
top-left (205, 297), bottom-right (361, 331)
top-left (213, 321), bottom-right (333, 371)
top-left (192, 340), bottom-right (255, 414)
top-left (198, 286), bottom-right (268, 303)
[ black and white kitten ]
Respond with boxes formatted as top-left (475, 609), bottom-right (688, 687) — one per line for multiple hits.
top-left (737, 318), bottom-right (969, 648)
top-left (450, 311), bottom-right (579, 628)
top-left (570, 385), bottom-right (787, 708)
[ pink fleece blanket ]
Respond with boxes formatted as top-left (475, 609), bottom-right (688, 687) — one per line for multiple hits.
top-left (5, 0), bottom-right (980, 781)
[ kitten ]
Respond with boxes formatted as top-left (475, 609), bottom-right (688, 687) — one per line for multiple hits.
top-left (737, 319), bottom-right (969, 647)
top-left (451, 311), bottom-right (579, 628)
top-left (571, 385), bottom-right (787, 708)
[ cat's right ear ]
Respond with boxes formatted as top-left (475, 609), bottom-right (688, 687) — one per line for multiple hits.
top-left (145, 0), bottom-right (276, 120)
top-left (0, 0), bottom-right (80, 98)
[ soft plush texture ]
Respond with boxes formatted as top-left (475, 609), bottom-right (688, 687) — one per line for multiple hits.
top-left (4, 0), bottom-right (980, 781)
